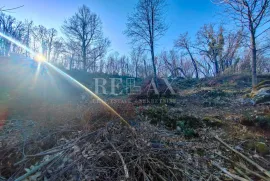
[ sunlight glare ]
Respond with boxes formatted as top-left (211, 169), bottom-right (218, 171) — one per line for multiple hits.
top-left (0, 32), bottom-right (130, 127)
top-left (34, 54), bottom-right (47, 63)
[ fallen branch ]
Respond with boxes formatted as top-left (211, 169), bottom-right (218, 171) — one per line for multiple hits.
top-left (15, 153), bottom-right (61, 181)
top-left (105, 136), bottom-right (129, 179)
top-left (211, 161), bottom-right (249, 181)
top-left (235, 167), bottom-right (252, 181)
top-left (214, 152), bottom-right (270, 181)
top-left (214, 136), bottom-right (270, 178)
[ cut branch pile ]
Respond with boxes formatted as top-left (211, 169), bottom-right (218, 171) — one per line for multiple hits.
top-left (1, 120), bottom-right (270, 181)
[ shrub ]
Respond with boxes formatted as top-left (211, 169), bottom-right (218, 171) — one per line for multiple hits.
top-left (81, 98), bottom-right (136, 130)
top-left (140, 105), bottom-right (202, 135)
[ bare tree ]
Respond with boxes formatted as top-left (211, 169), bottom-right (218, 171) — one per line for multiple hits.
top-left (175, 33), bottom-right (199, 79)
top-left (195, 24), bottom-right (243, 76)
top-left (52, 38), bottom-right (66, 63)
top-left (106, 52), bottom-right (120, 74)
top-left (196, 24), bottom-right (225, 76)
top-left (64, 39), bottom-right (80, 70)
top-left (47, 28), bottom-right (57, 62)
top-left (141, 56), bottom-right (149, 77)
top-left (215, 0), bottom-right (270, 88)
top-left (87, 38), bottom-right (110, 72)
top-left (197, 55), bottom-right (213, 77)
top-left (0, 13), bottom-right (25, 55)
top-left (33, 25), bottom-right (48, 55)
top-left (23, 20), bottom-right (33, 57)
top-left (62, 5), bottom-right (107, 72)
top-left (182, 59), bottom-right (195, 78)
top-left (118, 55), bottom-right (129, 76)
top-left (219, 30), bottom-right (243, 71)
top-left (125, 0), bottom-right (167, 83)
top-left (160, 50), bottom-right (187, 78)
top-left (131, 46), bottom-right (145, 78)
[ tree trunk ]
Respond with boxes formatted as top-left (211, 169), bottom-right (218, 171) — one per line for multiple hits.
top-left (150, 43), bottom-right (158, 86)
top-left (48, 47), bottom-right (52, 62)
top-left (82, 42), bottom-right (87, 72)
top-left (4, 42), bottom-right (11, 56)
top-left (251, 33), bottom-right (257, 88)
top-left (214, 58), bottom-right (219, 76)
top-left (220, 59), bottom-right (225, 72)
top-left (143, 58), bottom-right (147, 78)
top-left (135, 62), bottom-right (138, 79)
top-left (26, 26), bottom-right (30, 57)
top-left (187, 49), bottom-right (199, 79)
top-left (69, 54), bottom-right (74, 70)
top-left (150, 5), bottom-right (158, 87)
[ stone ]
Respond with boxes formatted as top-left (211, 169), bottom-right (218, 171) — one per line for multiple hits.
top-left (255, 142), bottom-right (269, 155)
top-left (251, 81), bottom-right (270, 104)
top-left (255, 80), bottom-right (270, 90)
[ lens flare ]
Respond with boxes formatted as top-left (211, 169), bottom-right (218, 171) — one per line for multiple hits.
top-left (34, 54), bottom-right (47, 62)
top-left (0, 31), bottom-right (130, 127)
top-left (45, 62), bottom-right (129, 126)
top-left (0, 32), bottom-right (35, 55)
top-left (33, 62), bottom-right (42, 86)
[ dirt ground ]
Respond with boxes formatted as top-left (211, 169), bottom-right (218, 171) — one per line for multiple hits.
top-left (1, 58), bottom-right (270, 180)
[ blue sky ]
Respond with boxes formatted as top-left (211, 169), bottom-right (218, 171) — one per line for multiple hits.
top-left (3, 0), bottom-right (220, 55)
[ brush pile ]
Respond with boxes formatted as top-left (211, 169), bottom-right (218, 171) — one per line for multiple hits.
top-left (1, 119), bottom-right (270, 181)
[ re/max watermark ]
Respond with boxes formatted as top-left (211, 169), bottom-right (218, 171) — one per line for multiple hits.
top-left (92, 78), bottom-right (176, 96)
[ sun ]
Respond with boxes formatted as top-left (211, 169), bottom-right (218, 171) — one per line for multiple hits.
top-left (34, 53), bottom-right (47, 63)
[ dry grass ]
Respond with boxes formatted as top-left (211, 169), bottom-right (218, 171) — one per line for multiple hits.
top-left (0, 97), bottom-right (136, 178)
top-left (0, 105), bottom-right (8, 129)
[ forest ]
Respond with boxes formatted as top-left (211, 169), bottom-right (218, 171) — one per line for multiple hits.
top-left (0, 1), bottom-right (269, 80)
top-left (1, 0), bottom-right (270, 180)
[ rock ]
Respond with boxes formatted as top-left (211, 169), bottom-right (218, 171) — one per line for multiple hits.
top-left (238, 98), bottom-right (255, 106)
top-left (251, 81), bottom-right (270, 104)
top-left (243, 141), bottom-right (269, 155)
top-left (255, 142), bottom-right (269, 155)
top-left (202, 117), bottom-right (223, 127)
top-left (254, 87), bottom-right (270, 96)
top-left (235, 145), bottom-right (244, 151)
top-left (255, 80), bottom-right (270, 90)
top-left (176, 126), bottom-right (181, 132)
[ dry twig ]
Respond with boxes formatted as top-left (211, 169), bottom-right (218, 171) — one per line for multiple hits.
top-left (215, 136), bottom-right (270, 178)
